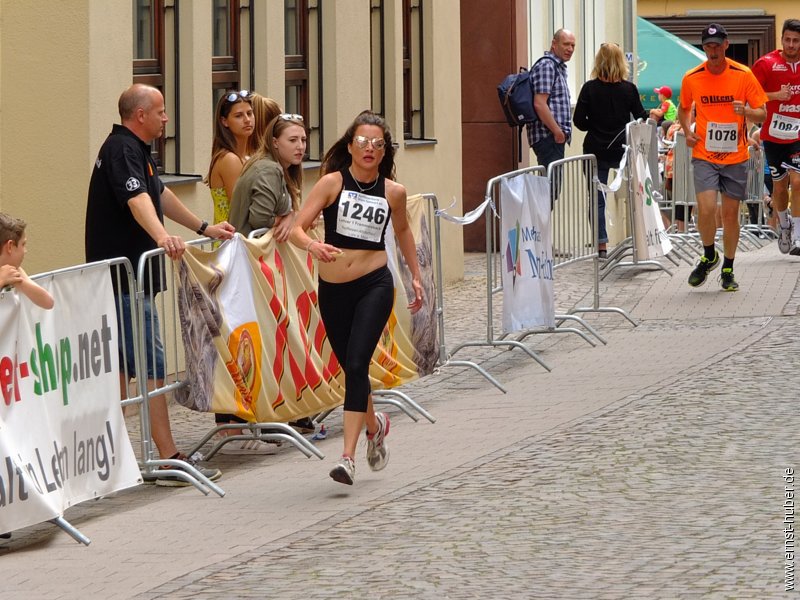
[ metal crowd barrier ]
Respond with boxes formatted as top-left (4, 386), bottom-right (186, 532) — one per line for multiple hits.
top-left (645, 118), bottom-right (690, 265)
top-left (136, 239), bottom-right (325, 469)
top-left (647, 121), bottom-right (698, 267)
top-left (667, 130), bottom-right (704, 257)
top-left (647, 117), bottom-right (686, 268)
top-left (132, 245), bottom-right (227, 494)
top-left (729, 145), bottom-right (769, 250)
top-left (373, 193), bottom-right (499, 407)
top-left (417, 194), bottom-right (506, 393)
top-left (742, 145), bottom-right (775, 242)
top-left (651, 125), bottom-right (694, 264)
top-left (446, 164), bottom-right (620, 377)
top-left (547, 154), bottom-right (637, 327)
top-left (446, 166), bottom-right (550, 373)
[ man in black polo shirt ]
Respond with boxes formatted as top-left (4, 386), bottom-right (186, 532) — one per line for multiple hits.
top-left (86, 83), bottom-right (234, 486)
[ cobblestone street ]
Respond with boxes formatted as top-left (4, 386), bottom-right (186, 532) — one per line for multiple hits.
top-left (143, 314), bottom-right (796, 599)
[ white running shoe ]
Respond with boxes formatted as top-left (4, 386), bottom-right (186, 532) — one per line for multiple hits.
top-left (778, 225), bottom-right (792, 254)
top-left (790, 239), bottom-right (800, 256)
top-left (329, 455), bottom-right (355, 485)
top-left (366, 412), bottom-right (390, 471)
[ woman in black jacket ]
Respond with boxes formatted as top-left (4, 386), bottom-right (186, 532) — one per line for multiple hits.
top-left (573, 42), bottom-right (648, 257)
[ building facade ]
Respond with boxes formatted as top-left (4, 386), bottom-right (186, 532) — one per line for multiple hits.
top-left (0, 0), bottom-right (465, 282)
top-left (638, 1), bottom-right (796, 65)
top-left (460, 0), bottom-right (631, 250)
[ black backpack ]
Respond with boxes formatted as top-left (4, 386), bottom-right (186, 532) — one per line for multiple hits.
top-left (497, 55), bottom-right (559, 161)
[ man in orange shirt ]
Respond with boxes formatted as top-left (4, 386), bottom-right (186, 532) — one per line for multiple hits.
top-left (679, 23), bottom-right (768, 291)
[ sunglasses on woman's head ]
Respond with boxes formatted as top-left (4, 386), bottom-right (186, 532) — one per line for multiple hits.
top-left (226, 89), bottom-right (252, 103)
top-left (353, 135), bottom-right (386, 150)
top-left (279, 113), bottom-right (304, 122)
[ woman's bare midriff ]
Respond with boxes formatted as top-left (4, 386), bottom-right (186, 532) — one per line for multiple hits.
top-left (318, 247), bottom-right (388, 284)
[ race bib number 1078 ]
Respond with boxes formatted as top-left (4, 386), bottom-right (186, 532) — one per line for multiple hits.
top-left (705, 122), bottom-right (738, 153)
top-left (336, 190), bottom-right (390, 242)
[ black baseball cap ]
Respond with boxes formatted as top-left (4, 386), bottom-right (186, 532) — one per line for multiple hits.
top-left (701, 23), bottom-right (728, 45)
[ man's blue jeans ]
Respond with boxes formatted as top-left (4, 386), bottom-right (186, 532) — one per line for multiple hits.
top-left (593, 162), bottom-right (612, 244)
top-left (532, 136), bottom-right (566, 169)
top-left (532, 136), bottom-right (566, 205)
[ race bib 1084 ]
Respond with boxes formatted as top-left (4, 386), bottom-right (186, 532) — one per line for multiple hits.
top-left (768, 113), bottom-right (800, 140)
top-left (336, 190), bottom-right (390, 242)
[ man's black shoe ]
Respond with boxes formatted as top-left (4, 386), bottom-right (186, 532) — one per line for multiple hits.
top-left (687, 251), bottom-right (720, 287)
top-left (289, 417), bottom-right (316, 434)
top-left (719, 268), bottom-right (739, 292)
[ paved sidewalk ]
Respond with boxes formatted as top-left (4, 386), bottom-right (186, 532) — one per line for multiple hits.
top-left (1, 242), bottom-right (798, 599)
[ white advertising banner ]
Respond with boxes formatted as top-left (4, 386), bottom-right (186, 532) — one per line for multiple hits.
top-left (632, 152), bottom-right (673, 258)
top-left (500, 174), bottom-right (556, 332)
top-left (629, 122), bottom-right (672, 259)
top-left (0, 264), bottom-right (141, 534)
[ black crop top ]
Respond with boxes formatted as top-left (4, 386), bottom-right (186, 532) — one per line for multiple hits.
top-left (323, 169), bottom-right (392, 250)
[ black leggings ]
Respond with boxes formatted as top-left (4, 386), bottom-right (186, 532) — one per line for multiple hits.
top-left (318, 265), bottom-right (395, 413)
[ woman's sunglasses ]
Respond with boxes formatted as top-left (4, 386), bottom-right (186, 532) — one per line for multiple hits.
top-left (353, 135), bottom-right (386, 150)
top-left (226, 89), bottom-right (252, 103)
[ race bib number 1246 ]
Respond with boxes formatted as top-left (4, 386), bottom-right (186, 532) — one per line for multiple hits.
top-left (336, 190), bottom-right (390, 242)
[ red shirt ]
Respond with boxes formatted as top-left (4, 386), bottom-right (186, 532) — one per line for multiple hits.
top-left (752, 49), bottom-right (800, 144)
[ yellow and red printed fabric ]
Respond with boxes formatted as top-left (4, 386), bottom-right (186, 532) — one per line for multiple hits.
top-left (174, 194), bottom-right (438, 423)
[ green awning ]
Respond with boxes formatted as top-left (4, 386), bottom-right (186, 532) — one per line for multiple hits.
top-left (636, 17), bottom-right (707, 110)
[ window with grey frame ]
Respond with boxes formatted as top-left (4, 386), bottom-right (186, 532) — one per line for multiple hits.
top-left (402, 0), bottom-right (425, 139)
top-left (133, 0), bottom-right (167, 169)
top-left (370, 0), bottom-right (386, 117)
top-left (285, 0), bottom-right (322, 160)
top-left (213, 0), bottom-right (247, 108)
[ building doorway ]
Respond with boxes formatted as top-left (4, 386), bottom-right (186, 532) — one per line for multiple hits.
top-left (643, 15), bottom-right (775, 67)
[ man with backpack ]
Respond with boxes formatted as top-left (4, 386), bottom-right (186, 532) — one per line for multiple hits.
top-left (527, 29), bottom-right (576, 170)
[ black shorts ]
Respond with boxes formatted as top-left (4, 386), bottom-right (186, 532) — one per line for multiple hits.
top-left (762, 139), bottom-right (800, 182)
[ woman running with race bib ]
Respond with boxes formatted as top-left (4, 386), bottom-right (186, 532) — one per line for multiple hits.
top-left (290, 110), bottom-right (424, 485)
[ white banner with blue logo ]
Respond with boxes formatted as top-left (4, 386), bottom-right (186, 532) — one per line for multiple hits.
top-left (500, 173), bottom-right (555, 332)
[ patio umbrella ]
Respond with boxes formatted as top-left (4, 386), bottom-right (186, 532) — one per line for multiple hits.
top-left (636, 17), bottom-right (706, 110)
